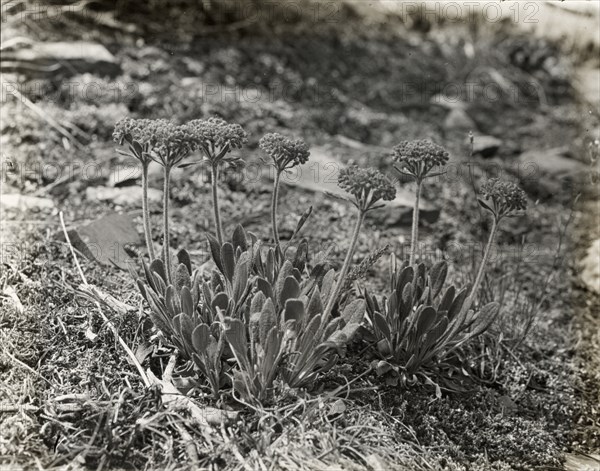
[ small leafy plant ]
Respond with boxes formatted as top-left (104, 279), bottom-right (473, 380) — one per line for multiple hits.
top-left (113, 116), bottom-right (528, 402)
top-left (362, 140), bottom-right (526, 389)
top-left (365, 259), bottom-right (498, 388)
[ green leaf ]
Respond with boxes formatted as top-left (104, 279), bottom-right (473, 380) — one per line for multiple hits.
top-left (225, 319), bottom-right (248, 362)
top-left (396, 265), bottom-right (414, 293)
top-left (342, 299), bottom-right (365, 325)
top-left (232, 255), bottom-right (249, 303)
top-left (376, 338), bottom-right (391, 357)
top-left (179, 313), bottom-right (195, 350)
top-left (290, 206), bottom-right (313, 241)
top-left (259, 299), bottom-right (277, 346)
top-left (136, 279), bottom-right (148, 301)
top-left (180, 286), bottom-right (194, 316)
top-left (150, 259), bottom-right (167, 283)
top-left (131, 140), bottom-right (143, 157)
top-left (429, 261), bottom-right (448, 299)
top-left (280, 276), bottom-right (301, 307)
top-left (393, 165), bottom-right (416, 180)
top-left (477, 198), bottom-right (494, 213)
top-left (373, 312), bottom-right (391, 340)
top-left (284, 298), bottom-right (305, 324)
top-left (192, 324), bottom-right (210, 354)
top-left (176, 249), bottom-right (192, 275)
top-left (321, 269), bottom-right (336, 305)
top-left (256, 277), bottom-right (273, 300)
top-left (274, 261), bottom-right (293, 304)
top-left (175, 263), bottom-right (191, 293)
top-left (416, 307), bottom-right (437, 338)
top-left (401, 282), bottom-right (412, 307)
top-left (232, 225), bottom-right (248, 253)
top-left (448, 288), bottom-right (468, 320)
top-left (206, 234), bottom-right (223, 274)
top-left (212, 292), bottom-right (230, 317)
top-left (250, 291), bottom-right (266, 315)
top-left (438, 286), bottom-right (456, 314)
top-left (323, 317), bottom-right (342, 340)
top-left (307, 286), bottom-right (324, 320)
top-left (375, 360), bottom-right (395, 377)
top-left (221, 243), bottom-right (235, 283)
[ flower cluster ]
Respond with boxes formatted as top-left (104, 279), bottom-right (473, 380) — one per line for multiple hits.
top-left (151, 120), bottom-right (197, 167)
top-left (480, 178), bottom-right (527, 219)
top-left (113, 117), bottom-right (162, 147)
top-left (259, 133), bottom-right (310, 172)
top-left (113, 118), bottom-right (196, 167)
top-left (392, 139), bottom-right (449, 181)
top-left (338, 165), bottom-right (396, 211)
top-left (186, 117), bottom-right (248, 164)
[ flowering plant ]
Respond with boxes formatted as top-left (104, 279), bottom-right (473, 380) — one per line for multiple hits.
top-left (462, 179), bottom-right (528, 314)
top-left (323, 166), bottom-right (395, 319)
top-left (260, 133), bottom-right (310, 246)
top-left (186, 118), bottom-right (249, 246)
top-left (392, 139), bottom-right (449, 265)
top-left (113, 112), bottom-right (530, 400)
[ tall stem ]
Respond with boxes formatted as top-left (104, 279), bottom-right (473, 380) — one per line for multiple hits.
top-left (211, 164), bottom-right (224, 246)
top-left (141, 163), bottom-right (156, 261)
top-left (323, 210), bottom-right (365, 321)
top-left (162, 165), bottom-right (172, 284)
top-left (409, 180), bottom-right (422, 266)
top-left (271, 170), bottom-right (281, 246)
top-left (464, 217), bottom-right (498, 314)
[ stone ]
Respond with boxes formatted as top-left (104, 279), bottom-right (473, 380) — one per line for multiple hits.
top-left (581, 239), bottom-right (600, 294)
top-left (0, 194), bottom-right (55, 210)
top-left (107, 165), bottom-right (143, 187)
top-left (444, 108), bottom-right (476, 131)
top-left (517, 147), bottom-right (587, 197)
top-left (86, 186), bottom-right (162, 206)
top-left (470, 135), bottom-right (502, 158)
top-left (60, 213), bottom-right (142, 269)
top-left (564, 453), bottom-right (600, 471)
top-left (430, 95), bottom-right (468, 111)
top-left (2, 42), bottom-right (121, 77)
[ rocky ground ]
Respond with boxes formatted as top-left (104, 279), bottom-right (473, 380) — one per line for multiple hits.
top-left (1, 3), bottom-right (599, 470)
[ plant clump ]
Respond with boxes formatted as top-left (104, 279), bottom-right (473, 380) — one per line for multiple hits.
top-left (113, 114), bottom-right (529, 407)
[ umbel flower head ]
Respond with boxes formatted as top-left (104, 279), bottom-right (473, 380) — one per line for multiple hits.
top-left (259, 133), bottom-right (310, 172)
top-left (392, 139), bottom-right (449, 182)
top-left (113, 118), bottom-right (195, 167)
top-left (151, 120), bottom-right (197, 167)
top-left (338, 165), bottom-right (396, 212)
top-left (479, 178), bottom-right (527, 220)
top-left (186, 117), bottom-right (248, 166)
top-left (113, 117), bottom-right (168, 164)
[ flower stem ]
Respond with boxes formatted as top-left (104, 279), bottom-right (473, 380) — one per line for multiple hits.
top-left (211, 164), bottom-right (224, 246)
top-left (464, 217), bottom-right (498, 314)
top-left (323, 210), bottom-right (365, 321)
top-left (141, 163), bottom-right (156, 261)
top-left (162, 165), bottom-right (172, 284)
top-left (409, 180), bottom-right (422, 266)
top-left (271, 169), bottom-right (281, 247)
